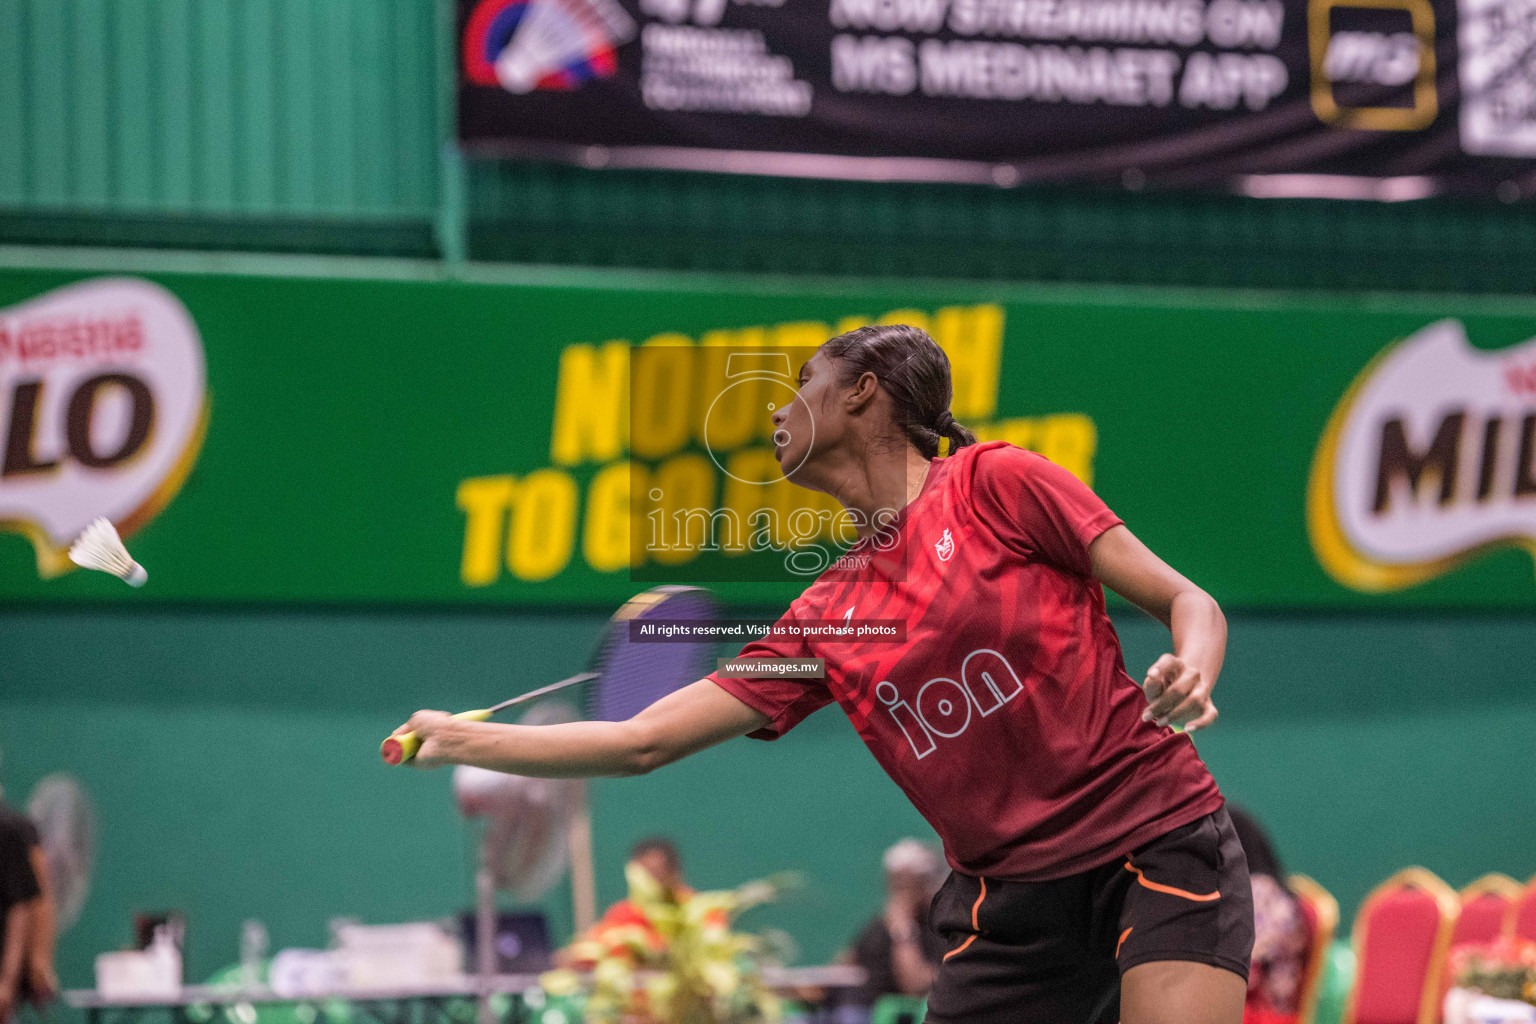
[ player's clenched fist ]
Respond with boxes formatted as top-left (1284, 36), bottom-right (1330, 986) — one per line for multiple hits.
top-left (1140, 654), bottom-right (1218, 733)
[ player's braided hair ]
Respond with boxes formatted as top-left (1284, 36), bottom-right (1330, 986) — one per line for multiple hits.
top-left (822, 323), bottom-right (978, 460)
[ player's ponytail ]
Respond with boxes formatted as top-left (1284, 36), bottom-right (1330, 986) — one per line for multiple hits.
top-left (822, 323), bottom-right (978, 460)
top-left (933, 408), bottom-right (976, 457)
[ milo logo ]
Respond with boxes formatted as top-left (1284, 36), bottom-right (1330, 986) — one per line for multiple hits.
top-left (1308, 319), bottom-right (1536, 592)
top-left (0, 278), bottom-right (207, 577)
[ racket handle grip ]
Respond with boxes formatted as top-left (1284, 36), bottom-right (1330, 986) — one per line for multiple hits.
top-left (380, 709), bottom-right (494, 765)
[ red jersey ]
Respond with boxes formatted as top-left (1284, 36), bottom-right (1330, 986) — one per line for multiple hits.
top-left (708, 441), bottom-right (1224, 881)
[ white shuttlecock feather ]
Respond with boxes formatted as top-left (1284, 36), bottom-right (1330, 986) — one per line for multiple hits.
top-left (68, 518), bottom-right (147, 587)
top-left (494, 0), bottom-right (635, 93)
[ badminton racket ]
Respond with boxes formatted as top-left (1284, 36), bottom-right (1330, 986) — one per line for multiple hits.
top-left (381, 671), bottom-right (596, 765)
top-left (381, 584), bottom-right (719, 766)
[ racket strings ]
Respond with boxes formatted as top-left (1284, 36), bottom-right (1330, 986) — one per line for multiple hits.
top-left (587, 588), bottom-right (719, 722)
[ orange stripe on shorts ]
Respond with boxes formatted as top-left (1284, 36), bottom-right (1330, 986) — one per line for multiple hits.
top-left (1116, 926), bottom-right (1133, 958)
top-left (1123, 860), bottom-right (1221, 902)
top-left (942, 934), bottom-right (976, 961)
top-left (942, 876), bottom-right (988, 962)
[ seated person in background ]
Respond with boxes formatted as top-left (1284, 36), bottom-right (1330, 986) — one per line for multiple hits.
top-left (1227, 806), bottom-right (1309, 1024)
top-left (588, 837), bottom-right (692, 948)
top-left (844, 839), bottom-right (948, 1006)
top-left (0, 777), bottom-right (47, 1024)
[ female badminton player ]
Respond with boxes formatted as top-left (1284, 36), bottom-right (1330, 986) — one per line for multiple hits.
top-left (395, 324), bottom-right (1251, 1024)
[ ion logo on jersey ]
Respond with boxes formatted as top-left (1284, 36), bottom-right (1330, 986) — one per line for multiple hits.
top-left (463, 0), bottom-right (636, 93)
top-left (1308, 319), bottom-right (1536, 592)
top-left (0, 278), bottom-right (207, 578)
top-left (879, 649), bottom-right (1026, 760)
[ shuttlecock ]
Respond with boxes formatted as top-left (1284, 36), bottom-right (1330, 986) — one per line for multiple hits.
top-left (493, 0), bottom-right (635, 93)
top-left (67, 518), bottom-right (147, 587)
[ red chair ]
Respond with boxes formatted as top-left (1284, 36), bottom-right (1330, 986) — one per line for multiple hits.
top-left (1343, 867), bottom-right (1459, 1024)
top-left (1289, 874), bottom-right (1340, 1024)
top-left (1453, 874), bottom-right (1522, 946)
top-left (1509, 873), bottom-right (1536, 942)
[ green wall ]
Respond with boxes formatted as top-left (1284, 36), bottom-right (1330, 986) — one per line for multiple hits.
top-left (4, 607), bottom-right (1533, 990)
top-left (465, 165), bottom-right (1536, 294)
top-left (3, 0), bottom-right (1536, 290)
top-left (0, 0), bottom-right (441, 220)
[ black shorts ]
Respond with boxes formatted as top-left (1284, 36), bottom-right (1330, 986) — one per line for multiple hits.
top-left (925, 807), bottom-right (1254, 1024)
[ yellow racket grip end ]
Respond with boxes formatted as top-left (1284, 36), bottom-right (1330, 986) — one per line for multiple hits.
top-left (380, 708), bottom-right (494, 765)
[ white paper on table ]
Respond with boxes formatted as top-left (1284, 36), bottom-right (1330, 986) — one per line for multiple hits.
top-left (1445, 987), bottom-right (1536, 1024)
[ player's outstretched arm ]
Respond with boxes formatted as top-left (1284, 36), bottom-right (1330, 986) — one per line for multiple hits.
top-left (393, 679), bottom-right (769, 778)
top-left (1088, 524), bottom-right (1227, 733)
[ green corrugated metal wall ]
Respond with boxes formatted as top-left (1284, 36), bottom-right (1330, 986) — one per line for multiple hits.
top-left (1, 0), bottom-right (1534, 291)
top-left (0, 0), bottom-right (439, 218)
top-left (468, 162), bottom-right (1536, 291)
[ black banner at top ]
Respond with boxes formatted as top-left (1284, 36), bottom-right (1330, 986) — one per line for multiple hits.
top-left (458, 0), bottom-right (1536, 196)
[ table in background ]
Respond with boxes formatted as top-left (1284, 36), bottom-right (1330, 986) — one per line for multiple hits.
top-left (66, 967), bottom-right (868, 1024)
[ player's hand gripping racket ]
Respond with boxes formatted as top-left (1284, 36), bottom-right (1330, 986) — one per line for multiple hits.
top-left (380, 672), bottom-right (597, 766)
top-left (381, 585), bottom-right (719, 765)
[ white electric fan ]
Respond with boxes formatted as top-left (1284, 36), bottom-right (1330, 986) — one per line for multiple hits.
top-left (27, 773), bottom-right (97, 932)
top-left (452, 702), bottom-right (593, 1024)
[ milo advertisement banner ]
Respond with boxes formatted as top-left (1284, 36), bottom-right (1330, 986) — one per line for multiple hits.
top-left (1309, 317), bottom-right (1536, 592)
top-left (0, 260), bottom-right (1533, 608)
top-left (0, 279), bottom-right (207, 578)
